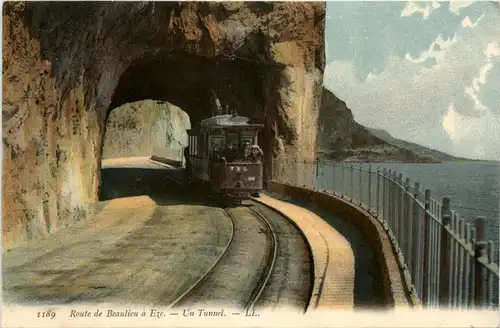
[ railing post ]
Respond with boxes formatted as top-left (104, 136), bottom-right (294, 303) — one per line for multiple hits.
top-left (388, 169), bottom-right (393, 223)
top-left (394, 173), bottom-right (400, 240)
top-left (397, 173), bottom-right (404, 243)
top-left (310, 160), bottom-right (315, 190)
top-left (470, 226), bottom-right (477, 302)
top-left (316, 157), bottom-right (319, 179)
top-left (382, 168), bottom-right (387, 219)
top-left (358, 165), bottom-right (363, 206)
top-left (474, 217), bottom-right (487, 308)
top-left (410, 182), bottom-right (420, 293)
top-left (350, 164), bottom-right (354, 201)
top-left (309, 160), bottom-right (313, 188)
top-left (340, 164), bottom-right (344, 198)
top-left (451, 213), bottom-right (458, 308)
top-left (388, 170), bottom-right (393, 227)
top-left (403, 177), bottom-right (411, 264)
top-left (376, 167), bottom-right (380, 216)
top-left (301, 160), bottom-right (306, 188)
top-left (393, 172), bottom-right (398, 238)
top-left (367, 165), bottom-right (372, 211)
top-left (457, 218), bottom-right (465, 308)
top-left (422, 189), bottom-right (431, 306)
top-left (464, 223), bottom-right (472, 308)
top-left (486, 241), bottom-right (495, 309)
top-left (439, 197), bottom-right (452, 307)
top-left (269, 153), bottom-right (274, 181)
top-left (391, 171), bottom-right (397, 229)
top-left (331, 162), bottom-right (336, 195)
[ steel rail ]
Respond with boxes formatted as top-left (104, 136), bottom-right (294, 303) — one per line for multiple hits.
top-left (244, 205), bottom-right (278, 312)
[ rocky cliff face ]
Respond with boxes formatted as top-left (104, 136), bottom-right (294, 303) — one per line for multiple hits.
top-left (2, 2), bottom-right (325, 248)
top-left (318, 87), bottom-right (440, 163)
top-left (102, 100), bottom-right (190, 161)
top-left (318, 87), bottom-right (385, 151)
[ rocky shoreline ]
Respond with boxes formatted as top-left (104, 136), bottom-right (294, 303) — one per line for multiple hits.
top-left (318, 146), bottom-right (442, 164)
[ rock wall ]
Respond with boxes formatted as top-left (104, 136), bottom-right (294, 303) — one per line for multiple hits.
top-left (2, 2), bottom-right (325, 248)
top-left (2, 4), bottom-right (102, 248)
top-left (102, 100), bottom-right (190, 161)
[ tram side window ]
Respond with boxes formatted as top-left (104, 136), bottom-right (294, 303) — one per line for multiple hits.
top-left (189, 135), bottom-right (198, 156)
top-left (203, 132), bottom-right (211, 156)
top-left (198, 133), bottom-right (204, 156)
top-left (211, 136), bottom-right (223, 157)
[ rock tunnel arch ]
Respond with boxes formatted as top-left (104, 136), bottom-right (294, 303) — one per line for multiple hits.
top-left (101, 99), bottom-right (191, 162)
top-left (3, 2), bottom-right (325, 248)
top-left (99, 50), bottom-right (288, 188)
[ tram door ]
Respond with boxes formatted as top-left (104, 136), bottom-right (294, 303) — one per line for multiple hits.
top-left (201, 132), bottom-right (207, 177)
top-left (209, 131), bottom-right (224, 183)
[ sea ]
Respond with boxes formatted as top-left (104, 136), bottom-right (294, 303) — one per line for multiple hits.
top-left (313, 161), bottom-right (500, 245)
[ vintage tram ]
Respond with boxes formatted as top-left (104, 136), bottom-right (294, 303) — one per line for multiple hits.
top-left (185, 114), bottom-right (264, 203)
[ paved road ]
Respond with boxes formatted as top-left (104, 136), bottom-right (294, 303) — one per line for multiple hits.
top-left (3, 157), bottom-right (312, 311)
top-left (3, 196), bottom-right (233, 306)
top-left (99, 157), bottom-right (184, 201)
top-left (101, 157), bottom-right (176, 169)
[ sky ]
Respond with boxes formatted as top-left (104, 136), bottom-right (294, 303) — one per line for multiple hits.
top-left (323, 1), bottom-right (500, 160)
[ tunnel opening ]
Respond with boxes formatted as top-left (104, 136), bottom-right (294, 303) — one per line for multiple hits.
top-left (98, 98), bottom-right (192, 201)
top-left (101, 99), bottom-right (191, 162)
top-left (98, 51), bottom-right (283, 199)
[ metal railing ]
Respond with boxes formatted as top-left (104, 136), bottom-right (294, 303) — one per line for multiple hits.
top-left (271, 158), bottom-right (499, 308)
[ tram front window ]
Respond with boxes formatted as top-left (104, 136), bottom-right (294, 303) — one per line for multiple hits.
top-left (220, 133), bottom-right (236, 162)
top-left (226, 133), bottom-right (238, 148)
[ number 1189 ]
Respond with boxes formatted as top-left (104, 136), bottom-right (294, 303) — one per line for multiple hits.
top-left (37, 310), bottom-right (56, 319)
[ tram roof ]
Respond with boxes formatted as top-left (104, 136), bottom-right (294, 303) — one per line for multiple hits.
top-left (197, 114), bottom-right (263, 129)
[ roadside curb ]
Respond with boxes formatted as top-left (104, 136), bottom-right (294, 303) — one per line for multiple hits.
top-left (265, 181), bottom-right (417, 308)
top-left (251, 194), bottom-right (355, 311)
top-left (150, 155), bottom-right (182, 168)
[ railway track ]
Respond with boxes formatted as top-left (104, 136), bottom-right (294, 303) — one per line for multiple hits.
top-left (242, 205), bottom-right (278, 312)
top-left (164, 208), bottom-right (236, 310)
top-left (247, 201), bottom-right (313, 312)
top-left (165, 205), bottom-right (278, 311)
top-left (145, 169), bottom-right (314, 313)
top-left (158, 170), bottom-right (313, 313)
top-left (150, 168), bottom-right (311, 311)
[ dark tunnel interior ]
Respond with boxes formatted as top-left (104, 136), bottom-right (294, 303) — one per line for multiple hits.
top-left (108, 51), bottom-right (280, 125)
